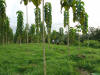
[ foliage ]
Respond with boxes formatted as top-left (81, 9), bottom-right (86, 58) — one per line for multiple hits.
top-left (0, 0), bottom-right (6, 19)
top-left (51, 30), bottom-right (57, 42)
top-left (21, 0), bottom-right (42, 7)
top-left (29, 24), bottom-right (36, 43)
top-left (44, 2), bottom-right (52, 45)
top-left (89, 27), bottom-right (100, 41)
top-left (44, 2), bottom-right (52, 29)
top-left (21, 0), bottom-right (29, 5)
top-left (40, 22), bottom-right (46, 42)
top-left (0, 0), bottom-right (6, 44)
top-left (31, 0), bottom-right (41, 8)
top-left (0, 16), bottom-right (13, 44)
top-left (59, 27), bottom-right (64, 36)
top-left (34, 7), bottom-right (41, 32)
top-left (5, 17), bottom-right (13, 44)
top-left (15, 11), bottom-right (24, 44)
top-left (59, 27), bottom-right (64, 44)
top-left (21, 0), bottom-right (30, 44)
top-left (61, 0), bottom-right (88, 34)
top-left (64, 10), bottom-right (69, 27)
top-left (34, 7), bottom-right (41, 42)
top-left (83, 40), bottom-right (100, 48)
top-left (69, 27), bottom-right (77, 45)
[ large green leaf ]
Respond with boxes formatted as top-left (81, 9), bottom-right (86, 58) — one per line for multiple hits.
top-left (0, 0), bottom-right (6, 18)
top-left (44, 2), bottom-right (52, 29)
top-left (31, 0), bottom-right (41, 7)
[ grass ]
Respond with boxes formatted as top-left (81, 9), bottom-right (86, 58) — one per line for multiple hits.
top-left (0, 43), bottom-right (100, 75)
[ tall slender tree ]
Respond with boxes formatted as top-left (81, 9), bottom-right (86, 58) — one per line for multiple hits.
top-left (8, 27), bottom-right (13, 44)
top-left (34, 7), bottom-right (41, 42)
top-left (20, 0), bottom-right (29, 44)
top-left (64, 10), bottom-right (69, 47)
top-left (69, 27), bottom-right (76, 45)
top-left (59, 27), bottom-right (64, 36)
top-left (76, 25), bottom-right (81, 49)
top-left (28, 0), bottom-right (42, 42)
top-left (5, 16), bottom-right (10, 44)
top-left (0, 0), bottom-right (6, 45)
top-left (42, 0), bottom-right (46, 75)
top-left (29, 24), bottom-right (35, 42)
top-left (44, 2), bottom-right (52, 48)
top-left (16, 11), bottom-right (24, 45)
top-left (40, 22), bottom-right (46, 42)
top-left (59, 27), bottom-right (64, 42)
top-left (29, 0), bottom-right (46, 74)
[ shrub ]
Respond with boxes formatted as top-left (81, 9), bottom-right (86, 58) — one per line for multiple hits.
top-left (59, 41), bottom-right (64, 45)
top-left (83, 40), bottom-right (100, 48)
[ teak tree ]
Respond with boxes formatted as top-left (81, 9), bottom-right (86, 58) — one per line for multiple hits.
top-left (44, 2), bottom-right (52, 48)
top-left (42, 0), bottom-right (46, 75)
top-left (16, 11), bottom-right (24, 45)
top-left (0, 0), bottom-right (6, 45)
top-left (5, 16), bottom-right (10, 44)
top-left (76, 25), bottom-right (81, 49)
top-left (20, 0), bottom-right (29, 44)
top-left (28, 0), bottom-right (42, 43)
top-left (29, 0), bottom-right (46, 74)
top-left (61, 0), bottom-right (88, 49)
top-left (64, 10), bottom-right (69, 47)
top-left (34, 7), bottom-right (41, 42)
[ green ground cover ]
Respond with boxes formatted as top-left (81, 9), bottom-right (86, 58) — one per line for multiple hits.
top-left (0, 44), bottom-right (100, 75)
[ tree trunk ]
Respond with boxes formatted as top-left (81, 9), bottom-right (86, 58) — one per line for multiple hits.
top-left (42, 0), bottom-right (46, 75)
top-left (48, 37), bottom-right (50, 48)
top-left (20, 36), bottom-right (21, 45)
top-left (26, 5), bottom-right (29, 44)
top-left (26, 31), bottom-right (28, 44)
top-left (87, 33), bottom-right (89, 47)
top-left (2, 24), bottom-right (4, 46)
top-left (48, 30), bottom-right (50, 48)
top-left (6, 32), bottom-right (7, 45)
top-left (48, 35), bottom-right (50, 48)
top-left (67, 10), bottom-right (70, 55)
top-left (67, 24), bottom-right (70, 56)
top-left (37, 27), bottom-right (39, 43)
top-left (78, 33), bottom-right (80, 50)
top-left (67, 24), bottom-right (70, 47)
top-left (78, 23), bottom-right (81, 50)
top-left (2, 35), bottom-right (4, 46)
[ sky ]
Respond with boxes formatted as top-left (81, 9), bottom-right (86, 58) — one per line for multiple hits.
top-left (5, 0), bottom-right (100, 33)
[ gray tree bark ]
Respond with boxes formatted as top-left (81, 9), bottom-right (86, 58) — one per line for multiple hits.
top-left (42, 0), bottom-right (46, 75)
top-left (26, 5), bottom-right (29, 44)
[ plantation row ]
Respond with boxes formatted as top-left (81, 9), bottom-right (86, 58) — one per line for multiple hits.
top-left (0, 0), bottom-right (89, 46)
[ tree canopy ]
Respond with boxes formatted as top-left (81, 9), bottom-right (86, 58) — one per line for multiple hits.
top-left (61, 0), bottom-right (88, 34)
